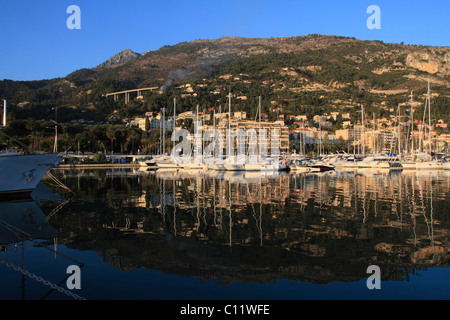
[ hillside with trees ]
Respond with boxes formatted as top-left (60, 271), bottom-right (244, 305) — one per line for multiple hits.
top-left (1, 34), bottom-right (449, 154)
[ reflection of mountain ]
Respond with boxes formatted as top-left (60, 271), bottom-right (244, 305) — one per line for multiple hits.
top-left (46, 169), bottom-right (450, 285)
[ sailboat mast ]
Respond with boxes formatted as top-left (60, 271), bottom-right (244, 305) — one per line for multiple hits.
top-left (259, 96), bottom-right (261, 161)
top-left (173, 97), bottom-right (176, 154)
top-left (228, 92), bottom-right (231, 159)
top-left (2, 100), bottom-right (6, 127)
top-left (361, 104), bottom-right (365, 156)
top-left (410, 91), bottom-right (414, 160)
top-left (428, 80), bottom-right (432, 158)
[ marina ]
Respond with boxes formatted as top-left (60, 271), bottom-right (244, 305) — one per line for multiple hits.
top-left (1, 1), bottom-right (449, 305)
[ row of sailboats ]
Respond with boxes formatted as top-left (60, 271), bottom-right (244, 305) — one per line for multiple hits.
top-left (143, 80), bottom-right (449, 173)
top-left (401, 81), bottom-right (444, 170)
top-left (323, 80), bottom-right (449, 171)
top-left (145, 94), bottom-right (288, 172)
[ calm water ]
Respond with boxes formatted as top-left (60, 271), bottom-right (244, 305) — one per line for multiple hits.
top-left (1, 168), bottom-right (449, 300)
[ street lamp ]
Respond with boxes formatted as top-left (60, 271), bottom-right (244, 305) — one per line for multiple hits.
top-left (51, 106), bottom-right (62, 153)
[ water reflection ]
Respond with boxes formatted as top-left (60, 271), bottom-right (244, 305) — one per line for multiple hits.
top-left (45, 168), bottom-right (450, 287)
top-left (0, 184), bottom-right (85, 300)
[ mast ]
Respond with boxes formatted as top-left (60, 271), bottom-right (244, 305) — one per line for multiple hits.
top-left (2, 100), bottom-right (6, 127)
top-left (228, 91), bottom-right (231, 160)
top-left (259, 96), bottom-right (261, 162)
top-left (173, 97), bottom-right (176, 155)
top-left (427, 79), bottom-right (432, 158)
top-left (162, 107), bottom-right (165, 155)
top-left (410, 91), bottom-right (415, 160)
top-left (361, 104), bottom-right (365, 156)
top-left (397, 104), bottom-right (401, 159)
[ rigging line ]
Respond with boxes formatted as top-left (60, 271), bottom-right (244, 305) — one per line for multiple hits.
top-left (0, 218), bottom-right (84, 267)
top-left (0, 130), bottom-right (40, 154)
top-left (46, 170), bottom-right (76, 196)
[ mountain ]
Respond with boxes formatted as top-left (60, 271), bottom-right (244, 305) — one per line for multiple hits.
top-left (91, 34), bottom-right (450, 87)
top-left (96, 49), bottom-right (141, 69)
top-left (1, 34), bottom-right (449, 125)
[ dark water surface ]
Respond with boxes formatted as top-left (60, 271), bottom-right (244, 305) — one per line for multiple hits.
top-left (1, 168), bottom-right (449, 300)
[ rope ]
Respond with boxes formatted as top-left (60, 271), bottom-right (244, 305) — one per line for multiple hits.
top-left (46, 170), bottom-right (77, 196)
top-left (0, 130), bottom-right (39, 154)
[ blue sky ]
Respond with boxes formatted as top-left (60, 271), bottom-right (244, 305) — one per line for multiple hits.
top-left (0, 0), bottom-right (449, 81)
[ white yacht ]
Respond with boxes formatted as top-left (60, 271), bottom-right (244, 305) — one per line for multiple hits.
top-left (358, 155), bottom-right (403, 170)
top-left (415, 160), bottom-right (444, 170)
top-left (244, 157), bottom-right (287, 172)
top-left (0, 150), bottom-right (62, 197)
top-left (1, 100), bottom-right (62, 197)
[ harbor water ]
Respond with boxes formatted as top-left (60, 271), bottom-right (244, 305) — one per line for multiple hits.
top-left (1, 168), bottom-right (449, 300)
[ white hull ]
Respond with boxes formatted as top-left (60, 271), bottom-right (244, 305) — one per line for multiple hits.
top-left (290, 166), bottom-right (320, 173)
top-left (443, 163), bottom-right (450, 170)
top-left (244, 163), bottom-right (287, 171)
top-left (416, 161), bottom-right (444, 170)
top-left (139, 160), bottom-right (157, 168)
top-left (207, 164), bottom-right (225, 171)
top-left (0, 153), bottom-right (61, 195)
top-left (335, 161), bottom-right (360, 168)
top-left (156, 162), bottom-right (183, 169)
top-left (181, 163), bottom-right (206, 170)
top-left (401, 162), bottom-right (416, 170)
top-left (358, 156), bottom-right (403, 170)
top-left (223, 163), bottom-right (245, 171)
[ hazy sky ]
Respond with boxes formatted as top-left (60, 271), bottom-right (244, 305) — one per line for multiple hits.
top-left (0, 0), bottom-right (448, 81)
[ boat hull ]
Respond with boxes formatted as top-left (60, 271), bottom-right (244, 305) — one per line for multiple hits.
top-left (223, 164), bottom-right (245, 171)
top-left (416, 161), bottom-right (444, 170)
top-left (0, 153), bottom-right (61, 196)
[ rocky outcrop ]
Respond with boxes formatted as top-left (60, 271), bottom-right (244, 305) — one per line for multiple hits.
top-left (405, 51), bottom-right (450, 76)
top-left (96, 48), bottom-right (141, 69)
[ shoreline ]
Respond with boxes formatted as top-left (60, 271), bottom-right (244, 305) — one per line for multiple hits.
top-left (56, 163), bottom-right (140, 169)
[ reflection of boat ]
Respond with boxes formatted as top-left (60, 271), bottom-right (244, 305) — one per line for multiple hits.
top-left (0, 199), bottom-right (58, 245)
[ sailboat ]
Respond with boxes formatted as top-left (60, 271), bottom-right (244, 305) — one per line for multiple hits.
top-left (155, 99), bottom-right (184, 170)
top-left (182, 104), bottom-right (207, 170)
top-left (223, 92), bottom-right (245, 171)
top-left (401, 91), bottom-right (417, 170)
top-left (244, 96), bottom-right (287, 172)
top-left (415, 81), bottom-right (443, 170)
top-left (0, 100), bottom-right (62, 198)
